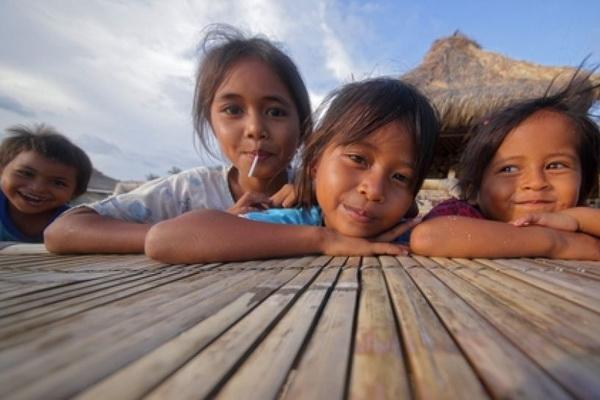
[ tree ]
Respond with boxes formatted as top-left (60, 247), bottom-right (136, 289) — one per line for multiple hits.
top-left (146, 173), bottom-right (159, 181)
top-left (167, 166), bottom-right (182, 175)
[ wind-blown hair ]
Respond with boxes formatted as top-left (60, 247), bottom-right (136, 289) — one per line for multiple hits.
top-left (458, 67), bottom-right (600, 204)
top-left (296, 77), bottom-right (439, 208)
top-left (193, 24), bottom-right (312, 157)
top-left (0, 124), bottom-right (92, 197)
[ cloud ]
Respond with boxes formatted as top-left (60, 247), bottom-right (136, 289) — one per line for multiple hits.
top-left (0, 95), bottom-right (35, 118)
top-left (0, 0), bottom-right (424, 180)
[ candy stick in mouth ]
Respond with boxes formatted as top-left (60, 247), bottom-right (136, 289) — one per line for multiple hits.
top-left (248, 154), bottom-right (259, 177)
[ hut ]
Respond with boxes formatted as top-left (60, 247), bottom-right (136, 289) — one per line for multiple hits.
top-left (401, 32), bottom-right (600, 178)
top-left (72, 168), bottom-right (119, 205)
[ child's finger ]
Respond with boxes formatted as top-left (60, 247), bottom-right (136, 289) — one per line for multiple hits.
top-left (281, 192), bottom-right (297, 208)
top-left (511, 214), bottom-right (537, 227)
top-left (371, 242), bottom-right (409, 256)
top-left (374, 218), bottom-right (421, 242)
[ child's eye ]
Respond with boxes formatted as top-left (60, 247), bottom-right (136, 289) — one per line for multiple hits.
top-left (347, 154), bottom-right (367, 166)
top-left (222, 105), bottom-right (242, 115)
top-left (53, 180), bottom-right (67, 187)
top-left (16, 169), bottom-right (34, 178)
top-left (266, 107), bottom-right (287, 117)
top-left (392, 173), bottom-right (409, 183)
top-left (547, 161), bottom-right (568, 170)
top-left (498, 165), bottom-right (518, 174)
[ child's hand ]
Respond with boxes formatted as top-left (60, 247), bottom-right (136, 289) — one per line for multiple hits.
top-left (373, 218), bottom-right (421, 242)
top-left (227, 192), bottom-right (272, 215)
top-left (320, 229), bottom-right (409, 256)
top-left (270, 183), bottom-right (297, 208)
top-left (511, 212), bottom-right (579, 232)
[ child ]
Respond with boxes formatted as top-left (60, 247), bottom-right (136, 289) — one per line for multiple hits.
top-left (0, 124), bottom-right (92, 242)
top-left (144, 78), bottom-right (439, 263)
top-left (410, 71), bottom-right (600, 259)
top-left (44, 24), bottom-right (312, 254)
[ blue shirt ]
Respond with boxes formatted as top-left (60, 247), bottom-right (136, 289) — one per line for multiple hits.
top-left (243, 206), bottom-right (410, 244)
top-left (0, 190), bottom-right (69, 242)
top-left (243, 206), bottom-right (323, 226)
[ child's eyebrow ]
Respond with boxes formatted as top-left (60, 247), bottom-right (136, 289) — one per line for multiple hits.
top-left (215, 93), bottom-right (292, 107)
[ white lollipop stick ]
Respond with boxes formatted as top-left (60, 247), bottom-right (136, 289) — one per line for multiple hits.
top-left (248, 154), bottom-right (259, 177)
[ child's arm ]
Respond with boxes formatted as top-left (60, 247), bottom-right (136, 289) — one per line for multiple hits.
top-left (410, 216), bottom-right (600, 260)
top-left (144, 210), bottom-right (408, 264)
top-left (512, 207), bottom-right (600, 237)
top-left (44, 208), bottom-right (150, 254)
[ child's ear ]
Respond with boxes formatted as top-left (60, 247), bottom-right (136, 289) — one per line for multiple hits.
top-left (309, 159), bottom-right (320, 179)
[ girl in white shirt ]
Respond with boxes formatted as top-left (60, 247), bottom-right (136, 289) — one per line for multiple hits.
top-left (45, 24), bottom-right (312, 254)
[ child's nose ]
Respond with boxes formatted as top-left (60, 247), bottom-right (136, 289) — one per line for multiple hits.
top-left (244, 112), bottom-right (268, 140)
top-left (521, 168), bottom-right (549, 190)
top-left (358, 172), bottom-right (385, 202)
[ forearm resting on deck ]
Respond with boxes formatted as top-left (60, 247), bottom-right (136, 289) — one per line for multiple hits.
top-left (44, 207), bottom-right (150, 254)
top-left (410, 216), bottom-right (600, 260)
top-left (144, 209), bottom-right (326, 264)
top-left (561, 207), bottom-right (600, 237)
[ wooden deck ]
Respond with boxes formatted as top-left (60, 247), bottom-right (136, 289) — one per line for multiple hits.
top-left (0, 244), bottom-right (599, 399)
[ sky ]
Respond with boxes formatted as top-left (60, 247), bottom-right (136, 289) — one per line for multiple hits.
top-left (0, 0), bottom-right (598, 181)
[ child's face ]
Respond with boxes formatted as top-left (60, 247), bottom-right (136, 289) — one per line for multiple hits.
top-left (0, 150), bottom-right (77, 215)
top-left (477, 110), bottom-right (581, 222)
top-left (210, 57), bottom-right (300, 179)
top-left (313, 121), bottom-right (416, 237)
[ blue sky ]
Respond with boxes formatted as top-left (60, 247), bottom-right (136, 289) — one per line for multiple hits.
top-left (0, 0), bottom-right (598, 180)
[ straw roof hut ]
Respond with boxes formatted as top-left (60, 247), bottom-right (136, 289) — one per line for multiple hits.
top-left (401, 32), bottom-right (600, 177)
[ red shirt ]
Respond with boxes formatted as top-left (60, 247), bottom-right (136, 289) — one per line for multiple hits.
top-left (423, 198), bottom-right (484, 221)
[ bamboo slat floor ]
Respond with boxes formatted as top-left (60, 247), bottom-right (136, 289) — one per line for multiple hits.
top-left (0, 244), bottom-right (599, 399)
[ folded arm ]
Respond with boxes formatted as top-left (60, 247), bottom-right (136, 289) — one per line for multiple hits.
top-left (410, 216), bottom-right (600, 260)
top-left (560, 207), bottom-right (600, 237)
top-left (44, 207), bottom-right (150, 254)
top-left (145, 209), bottom-right (407, 264)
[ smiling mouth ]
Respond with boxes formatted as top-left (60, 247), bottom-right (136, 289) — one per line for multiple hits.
top-left (343, 204), bottom-right (375, 223)
top-left (18, 191), bottom-right (47, 206)
top-left (515, 200), bottom-right (553, 205)
top-left (247, 150), bottom-right (273, 161)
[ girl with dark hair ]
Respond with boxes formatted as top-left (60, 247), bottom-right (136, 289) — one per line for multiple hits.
top-left (411, 69), bottom-right (600, 259)
top-left (145, 78), bottom-right (439, 263)
top-left (45, 24), bottom-right (312, 254)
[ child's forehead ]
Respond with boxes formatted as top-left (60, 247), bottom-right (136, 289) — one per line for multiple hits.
top-left (494, 110), bottom-right (579, 158)
top-left (11, 150), bottom-right (76, 174)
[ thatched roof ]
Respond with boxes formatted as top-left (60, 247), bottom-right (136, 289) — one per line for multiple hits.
top-left (88, 168), bottom-right (118, 193)
top-left (401, 32), bottom-right (600, 133)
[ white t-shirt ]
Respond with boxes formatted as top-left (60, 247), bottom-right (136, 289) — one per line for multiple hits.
top-left (82, 165), bottom-right (235, 224)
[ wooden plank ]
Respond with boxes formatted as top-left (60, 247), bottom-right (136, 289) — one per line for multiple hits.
top-left (0, 265), bottom-right (287, 398)
top-left (280, 257), bottom-right (356, 400)
top-left (0, 271), bottom-right (144, 316)
top-left (534, 259), bottom-right (600, 280)
top-left (476, 258), bottom-right (600, 313)
top-left (447, 258), bottom-right (600, 351)
top-left (0, 244), bottom-right (48, 254)
top-left (75, 259), bottom-right (320, 400)
top-left (144, 263), bottom-right (325, 400)
top-left (432, 257), bottom-right (600, 399)
top-left (0, 270), bottom-right (173, 328)
top-left (216, 259), bottom-right (342, 400)
top-left (0, 271), bottom-right (139, 308)
top-left (380, 256), bottom-right (488, 399)
top-left (406, 256), bottom-right (571, 399)
top-left (348, 257), bottom-right (411, 400)
top-left (0, 264), bottom-right (256, 368)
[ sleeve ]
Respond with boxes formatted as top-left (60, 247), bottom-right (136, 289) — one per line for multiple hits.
top-left (423, 198), bottom-right (484, 221)
top-left (83, 168), bottom-right (233, 224)
top-left (242, 207), bottom-right (321, 226)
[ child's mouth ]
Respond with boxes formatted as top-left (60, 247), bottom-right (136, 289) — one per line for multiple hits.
top-left (18, 191), bottom-right (47, 207)
top-left (248, 150), bottom-right (272, 161)
top-left (343, 204), bottom-right (375, 223)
